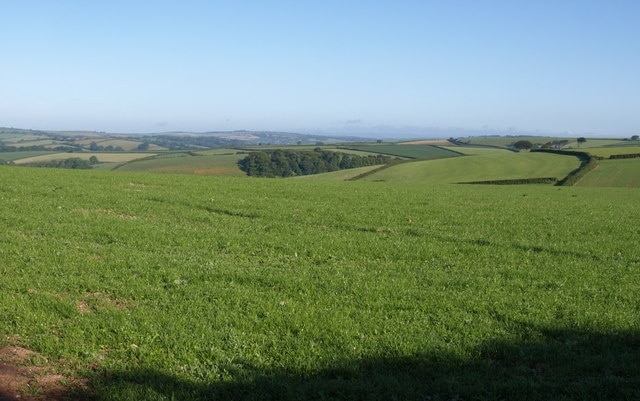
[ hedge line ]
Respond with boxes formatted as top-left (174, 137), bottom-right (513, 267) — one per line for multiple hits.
top-left (609, 153), bottom-right (640, 159)
top-left (459, 177), bottom-right (558, 185)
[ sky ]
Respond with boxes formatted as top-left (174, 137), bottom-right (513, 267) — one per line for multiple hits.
top-left (2, 1), bottom-right (639, 137)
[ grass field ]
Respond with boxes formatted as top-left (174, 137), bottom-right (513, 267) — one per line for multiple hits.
top-left (577, 158), bottom-right (640, 187)
top-left (358, 152), bottom-right (581, 183)
top-left (572, 146), bottom-right (640, 158)
top-left (343, 144), bottom-right (461, 159)
top-left (0, 166), bottom-right (638, 400)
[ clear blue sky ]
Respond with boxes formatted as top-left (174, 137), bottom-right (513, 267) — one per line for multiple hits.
top-left (2, 1), bottom-right (639, 137)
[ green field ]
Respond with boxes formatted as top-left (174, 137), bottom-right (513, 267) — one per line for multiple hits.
top-left (357, 152), bottom-right (581, 183)
top-left (342, 144), bottom-right (462, 159)
top-left (0, 166), bottom-right (638, 400)
top-left (441, 146), bottom-right (512, 156)
top-left (0, 150), bottom-right (55, 161)
top-left (577, 158), bottom-right (640, 187)
top-left (573, 146), bottom-right (640, 158)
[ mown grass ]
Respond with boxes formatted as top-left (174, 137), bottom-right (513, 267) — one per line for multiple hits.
top-left (0, 166), bottom-right (638, 400)
top-left (577, 158), bottom-right (640, 187)
top-left (359, 152), bottom-right (581, 183)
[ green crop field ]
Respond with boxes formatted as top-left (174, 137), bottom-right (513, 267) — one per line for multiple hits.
top-left (577, 158), bottom-right (640, 187)
top-left (0, 165), bottom-right (638, 400)
top-left (358, 152), bottom-right (581, 184)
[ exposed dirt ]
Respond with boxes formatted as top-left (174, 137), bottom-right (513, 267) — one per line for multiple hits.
top-left (0, 346), bottom-right (88, 400)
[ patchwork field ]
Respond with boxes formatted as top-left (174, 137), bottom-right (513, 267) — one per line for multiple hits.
top-left (0, 166), bottom-right (638, 400)
top-left (115, 152), bottom-right (247, 176)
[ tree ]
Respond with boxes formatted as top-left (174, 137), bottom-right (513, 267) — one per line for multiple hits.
top-left (89, 156), bottom-right (99, 165)
top-left (577, 137), bottom-right (587, 147)
top-left (631, 135), bottom-right (639, 141)
top-left (513, 140), bottom-right (533, 150)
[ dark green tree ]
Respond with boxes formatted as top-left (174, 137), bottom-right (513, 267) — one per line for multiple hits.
top-left (577, 137), bottom-right (587, 147)
top-left (513, 140), bottom-right (533, 150)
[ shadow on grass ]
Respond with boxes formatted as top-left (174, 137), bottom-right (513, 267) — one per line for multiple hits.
top-left (74, 326), bottom-right (640, 401)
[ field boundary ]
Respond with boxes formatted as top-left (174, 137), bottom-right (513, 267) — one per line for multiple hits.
top-left (531, 149), bottom-right (599, 186)
top-left (459, 177), bottom-right (558, 185)
top-left (347, 159), bottom-right (414, 181)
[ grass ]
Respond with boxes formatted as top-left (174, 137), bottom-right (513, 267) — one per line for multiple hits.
top-left (0, 165), bottom-right (638, 400)
top-left (358, 151), bottom-right (581, 183)
top-left (573, 146), bottom-right (640, 158)
top-left (577, 158), bottom-right (640, 187)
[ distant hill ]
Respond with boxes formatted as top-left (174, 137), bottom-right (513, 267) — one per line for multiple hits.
top-left (0, 127), bottom-right (372, 150)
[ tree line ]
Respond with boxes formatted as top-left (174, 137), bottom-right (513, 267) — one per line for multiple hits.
top-left (21, 156), bottom-right (99, 169)
top-left (238, 149), bottom-right (392, 177)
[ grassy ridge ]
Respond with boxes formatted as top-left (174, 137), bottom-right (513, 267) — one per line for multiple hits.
top-left (1, 166), bottom-right (638, 400)
top-left (358, 152), bottom-right (581, 183)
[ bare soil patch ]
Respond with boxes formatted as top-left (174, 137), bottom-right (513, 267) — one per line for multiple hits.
top-left (0, 346), bottom-right (88, 400)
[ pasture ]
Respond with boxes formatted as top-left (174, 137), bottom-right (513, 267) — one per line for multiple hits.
top-left (577, 158), bottom-right (640, 187)
top-left (342, 144), bottom-right (461, 159)
top-left (357, 151), bottom-right (581, 184)
top-left (576, 146), bottom-right (640, 158)
top-left (0, 166), bottom-right (638, 400)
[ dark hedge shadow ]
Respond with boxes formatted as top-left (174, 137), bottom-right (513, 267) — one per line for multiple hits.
top-left (78, 326), bottom-right (639, 401)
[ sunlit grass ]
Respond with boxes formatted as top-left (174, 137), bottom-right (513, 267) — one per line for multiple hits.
top-left (0, 166), bottom-right (638, 400)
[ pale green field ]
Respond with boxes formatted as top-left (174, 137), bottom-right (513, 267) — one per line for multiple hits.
top-left (359, 152), bottom-right (581, 183)
top-left (14, 152), bottom-right (154, 164)
top-left (565, 139), bottom-right (629, 148)
top-left (576, 146), bottom-right (640, 158)
top-left (577, 158), bottom-right (640, 187)
top-left (194, 148), bottom-right (245, 156)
